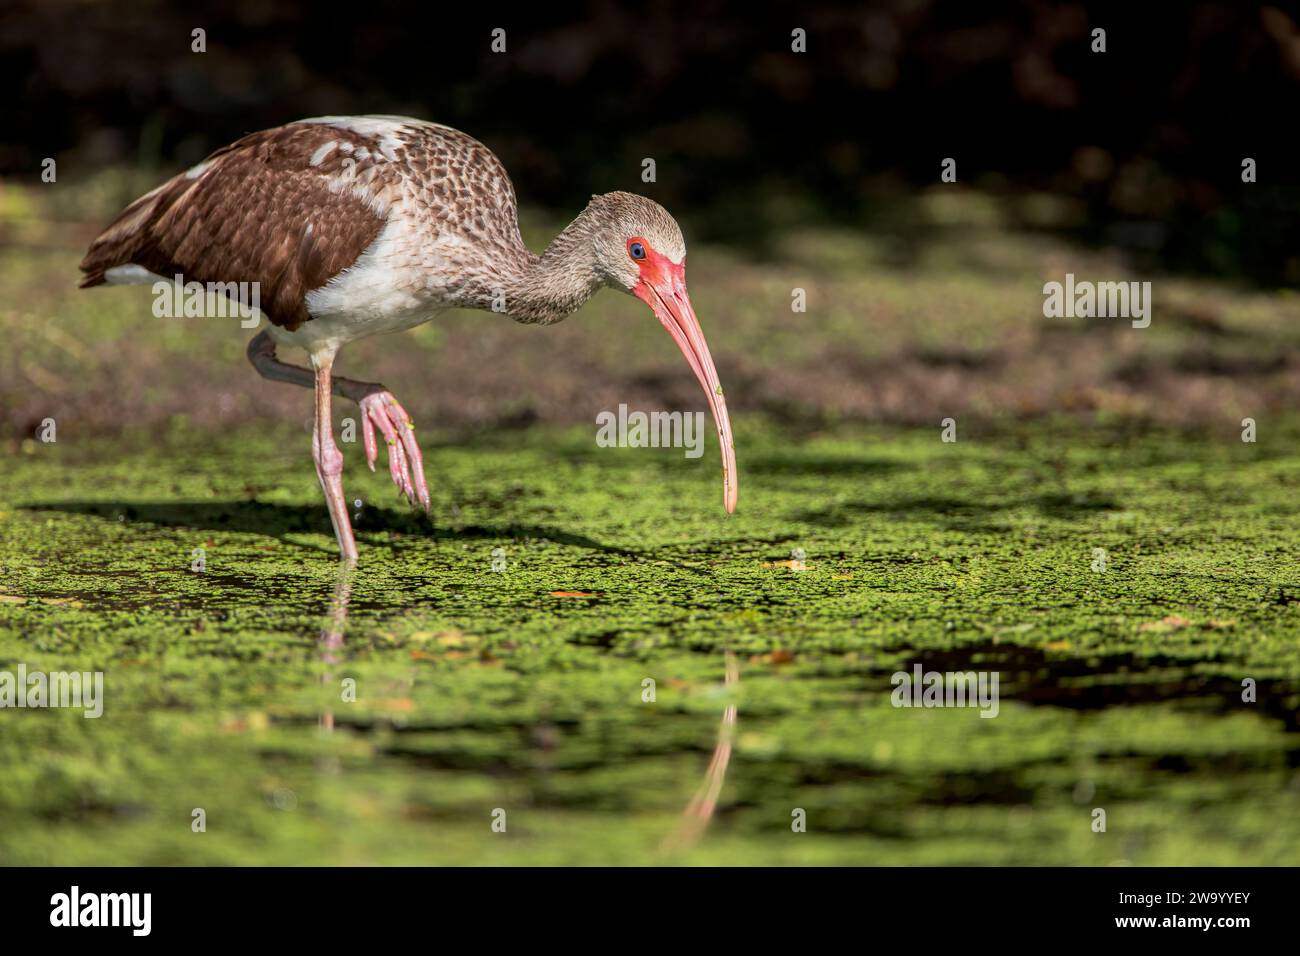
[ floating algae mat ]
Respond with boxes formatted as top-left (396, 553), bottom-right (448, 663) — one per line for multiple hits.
top-left (1, 419), bottom-right (1298, 864)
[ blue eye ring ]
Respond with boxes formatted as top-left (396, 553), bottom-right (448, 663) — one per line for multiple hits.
top-left (628, 241), bottom-right (646, 261)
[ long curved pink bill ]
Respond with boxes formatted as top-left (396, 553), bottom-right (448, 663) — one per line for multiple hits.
top-left (648, 282), bottom-right (738, 513)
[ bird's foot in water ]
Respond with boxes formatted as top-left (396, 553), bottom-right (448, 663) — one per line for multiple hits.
top-left (358, 391), bottom-right (430, 512)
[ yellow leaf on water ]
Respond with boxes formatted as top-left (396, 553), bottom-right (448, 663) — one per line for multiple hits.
top-left (750, 649), bottom-right (796, 666)
top-left (220, 712), bottom-right (269, 734)
top-left (1138, 615), bottom-right (1193, 633)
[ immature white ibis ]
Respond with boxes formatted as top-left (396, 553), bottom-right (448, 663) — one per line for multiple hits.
top-left (79, 116), bottom-right (737, 563)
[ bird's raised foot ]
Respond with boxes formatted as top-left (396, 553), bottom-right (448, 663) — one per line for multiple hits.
top-left (358, 391), bottom-right (430, 512)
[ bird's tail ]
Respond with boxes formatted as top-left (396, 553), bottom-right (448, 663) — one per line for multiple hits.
top-left (78, 177), bottom-right (187, 288)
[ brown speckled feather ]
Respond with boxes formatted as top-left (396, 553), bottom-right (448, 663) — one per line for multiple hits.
top-left (77, 123), bottom-right (406, 329)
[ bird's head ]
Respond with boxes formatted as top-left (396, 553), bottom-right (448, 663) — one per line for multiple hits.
top-left (586, 191), bottom-right (737, 514)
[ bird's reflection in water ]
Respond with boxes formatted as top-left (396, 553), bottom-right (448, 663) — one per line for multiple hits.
top-left (318, 565), bottom-right (355, 732)
top-left (312, 572), bottom-right (738, 842)
top-left (663, 650), bottom-right (739, 852)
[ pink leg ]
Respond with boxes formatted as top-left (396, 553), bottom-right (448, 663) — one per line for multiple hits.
top-left (357, 390), bottom-right (431, 512)
top-left (248, 331), bottom-right (429, 513)
top-left (312, 360), bottom-right (359, 564)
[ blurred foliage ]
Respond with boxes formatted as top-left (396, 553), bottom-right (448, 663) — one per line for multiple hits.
top-left (3, 0), bottom-right (1299, 283)
top-left (4, 179), bottom-right (1298, 440)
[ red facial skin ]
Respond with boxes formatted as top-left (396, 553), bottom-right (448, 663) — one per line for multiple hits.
top-left (628, 237), bottom-right (737, 514)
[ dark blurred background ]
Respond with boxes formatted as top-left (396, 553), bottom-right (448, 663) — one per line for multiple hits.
top-left (4, 0), bottom-right (1299, 284)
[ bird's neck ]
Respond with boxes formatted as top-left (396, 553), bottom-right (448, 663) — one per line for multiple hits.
top-left (494, 209), bottom-right (605, 325)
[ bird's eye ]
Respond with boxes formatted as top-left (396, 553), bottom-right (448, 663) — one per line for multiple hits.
top-left (629, 241), bottom-right (646, 261)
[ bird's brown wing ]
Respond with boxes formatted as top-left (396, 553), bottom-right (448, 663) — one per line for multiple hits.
top-left (79, 123), bottom-right (398, 330)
